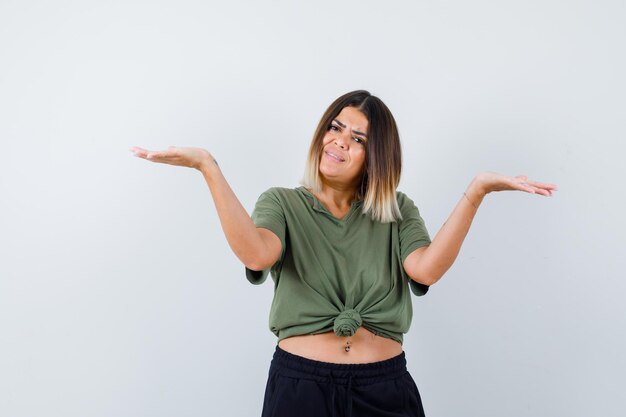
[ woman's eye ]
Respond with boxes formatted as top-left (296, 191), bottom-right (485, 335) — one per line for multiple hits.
top-left (352, 136), bottom-right (364, 144)
top-left (329, 125), bottom-right (339, 131)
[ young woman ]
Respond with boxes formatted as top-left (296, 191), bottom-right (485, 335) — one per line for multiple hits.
top-left (131, 90), bottom-right (557, 417)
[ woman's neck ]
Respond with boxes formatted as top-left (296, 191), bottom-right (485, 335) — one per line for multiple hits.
top-left (314, 182), bottom-right (358, 211)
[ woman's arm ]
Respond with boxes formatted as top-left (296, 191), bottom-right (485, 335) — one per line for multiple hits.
top-left (130, 146), bottom-right (281, 271)
top-left (403, 172), bottom-right (557, 286)
top-left (199, 158), bottom-right (281, 270)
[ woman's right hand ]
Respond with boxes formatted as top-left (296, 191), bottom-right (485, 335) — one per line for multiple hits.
top-left (130, 146), bottom-right (215, 171)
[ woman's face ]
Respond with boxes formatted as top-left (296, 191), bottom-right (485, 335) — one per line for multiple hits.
top-left (319, 106), bottom-right (369, 189)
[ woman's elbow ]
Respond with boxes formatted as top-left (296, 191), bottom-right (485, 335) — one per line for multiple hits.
top-left (409, 273), bottom-right (439, 287)
top-left (242, 229), bottom-right (281, 271)
top-left (242, 257), bottom-right (271, 271)
top-left (241, 251), bottom-right (280, 271)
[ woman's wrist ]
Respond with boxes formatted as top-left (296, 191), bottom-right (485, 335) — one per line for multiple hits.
top-left (198, 154), bottom-right (220, 174)
top-left (464, 177), bottom-right (487, 207)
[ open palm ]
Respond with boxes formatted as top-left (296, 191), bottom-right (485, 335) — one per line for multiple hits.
top-left (476, 171), bottom-right (557, 197)
top-left (130, 146), bottom-right (213, 170)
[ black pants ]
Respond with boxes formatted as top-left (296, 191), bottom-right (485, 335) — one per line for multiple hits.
top-left (261, 345), bottom-right (426, 417)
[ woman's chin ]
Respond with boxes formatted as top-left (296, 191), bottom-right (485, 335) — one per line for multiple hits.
top-left (319, 170), bottom-right (360, 189)
top-left (319, 166), bottom-right (343, 181)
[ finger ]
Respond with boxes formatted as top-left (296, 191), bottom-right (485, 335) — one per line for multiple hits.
top-left (513, 177), bottom-right (534, 191)
top-left (130, 147), bottom-right (153, 159)
top-left (527, 180), bottom-right (559, 190)
top-left (512, 180), bottom-right (535, 194)
top-left (512, 175), bottom-right (557, 196)
top-left (149, 147), bottom-right (178, 159)
top-left (529, 184), bottom-right (556, 196)
top-left (146, 149), bottom-right (178, 162)
top-left (535, 188), bottom-right (552, 196)
top-left (130, 146), bottom-right (147, 155)
top-left (146, 151), bottom-right (163, 159)
top-left (147, 153), bottom-right (166, 160)
top-left (513, 174), bottom-right (558, 190)
top-left (145, 153), bottom-right (169, 163)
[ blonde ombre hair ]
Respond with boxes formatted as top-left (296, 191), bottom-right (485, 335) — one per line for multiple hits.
top-left (301, 90), bottom-right (403, 223)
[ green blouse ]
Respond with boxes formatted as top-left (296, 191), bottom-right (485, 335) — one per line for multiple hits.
top-left (245, 186), bottom-right (431, 345)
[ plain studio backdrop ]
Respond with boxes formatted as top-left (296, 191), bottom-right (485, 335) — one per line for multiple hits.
top-left (1, 0), bottom-right (624, 416)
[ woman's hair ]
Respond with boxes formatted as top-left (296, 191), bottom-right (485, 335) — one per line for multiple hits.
top-left (301, 90), bottom-right (403, 223)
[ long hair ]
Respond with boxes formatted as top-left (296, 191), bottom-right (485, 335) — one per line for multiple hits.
top-left (301, 90), bottom-right (403, 223)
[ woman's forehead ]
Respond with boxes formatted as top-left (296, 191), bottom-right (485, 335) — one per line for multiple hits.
top-left (335, 107), bottom-right (368, 133)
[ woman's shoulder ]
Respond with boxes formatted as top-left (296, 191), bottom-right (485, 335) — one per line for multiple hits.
top-left (395, 189), bottom-right (414, 205)
top-left (395, 190), bottom-right (427, 218)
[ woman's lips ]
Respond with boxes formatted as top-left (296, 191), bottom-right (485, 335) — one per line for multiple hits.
top-left (324, 151), bottom-right (345, 162)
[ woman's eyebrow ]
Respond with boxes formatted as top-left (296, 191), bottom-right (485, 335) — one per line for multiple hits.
top-left (332, 119), bottom-right (368, 139)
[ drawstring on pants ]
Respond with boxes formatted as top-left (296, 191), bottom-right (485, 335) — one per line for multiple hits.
top-left (328, 370), bottom-right (354, 417)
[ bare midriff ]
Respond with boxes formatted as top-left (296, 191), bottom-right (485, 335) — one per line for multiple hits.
top-left (277, 327), bottom-right (403, 364)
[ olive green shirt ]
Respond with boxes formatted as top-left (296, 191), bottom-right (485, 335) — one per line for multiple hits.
top-left (245, 186), bottom-right (431, 345)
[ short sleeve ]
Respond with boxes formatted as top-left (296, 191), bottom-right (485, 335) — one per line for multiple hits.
top-left (245, 188), bottom-right (287, 285)
top-left (397, 192), bottom-right (432, 296)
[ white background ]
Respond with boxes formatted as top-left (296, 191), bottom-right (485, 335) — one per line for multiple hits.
top-left (1, 0), bottom-right (624, 416)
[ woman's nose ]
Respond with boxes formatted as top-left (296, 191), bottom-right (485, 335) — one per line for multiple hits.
top-left (335, 133), bottom-right (349, 149)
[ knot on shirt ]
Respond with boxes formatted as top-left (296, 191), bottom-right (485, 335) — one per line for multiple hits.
top-left (333, 309), bottom-right (362, 337)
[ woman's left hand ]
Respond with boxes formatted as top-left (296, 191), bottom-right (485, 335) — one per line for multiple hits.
top-left (474, 171), bottom-right (558, 197)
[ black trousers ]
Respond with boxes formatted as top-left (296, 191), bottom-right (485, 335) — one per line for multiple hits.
top-left (261, 345), bottom-right (426, 417)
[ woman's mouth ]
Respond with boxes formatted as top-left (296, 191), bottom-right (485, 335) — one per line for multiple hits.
top-left (324, 151), bottom-right (345, 162)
